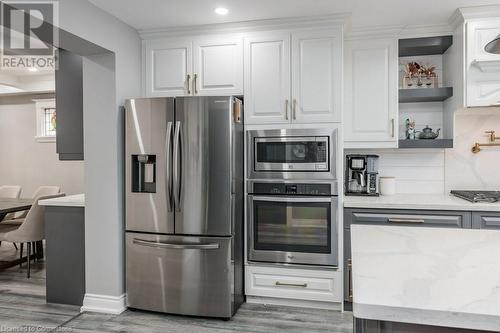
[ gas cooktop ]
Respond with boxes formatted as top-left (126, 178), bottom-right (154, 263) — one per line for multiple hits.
top-left (450, 190), bottom-right (500, 203)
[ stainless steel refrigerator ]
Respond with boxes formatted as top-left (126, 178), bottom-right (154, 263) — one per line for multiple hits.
top-left (124, 96), bottom-right (244, 319)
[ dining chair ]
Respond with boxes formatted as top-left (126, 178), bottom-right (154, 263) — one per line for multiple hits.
top-left (0, 193), bottom-right (65, 278)
top-left (11, 186), bottom-right (61, 220)
top-left (0, 185), bottom-right (21, 199)
top-left (0, 185), bottom-right (22, 249)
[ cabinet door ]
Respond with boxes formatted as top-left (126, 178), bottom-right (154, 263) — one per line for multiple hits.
top-left (291, 30), bottom-right (342, 123)
top-left (244, 33), bottom-right (291, 124)
top-left (56, 49), bottom-right (83, 160)
top-left (144, 39), bottom-right (192, 97)
top-left (344, 38), bottom-right (398, 148)
top-left (472, 212), bottom-right (500, 229)
top-left (192, 36), bottom-right (243, 96)
top-left (466, 19), bottom-right (500, 107)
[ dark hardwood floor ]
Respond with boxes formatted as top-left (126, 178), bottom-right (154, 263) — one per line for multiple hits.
top-left (0, 243), bottom-right (353, 332)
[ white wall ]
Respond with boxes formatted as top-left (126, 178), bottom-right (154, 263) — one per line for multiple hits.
top-left (0, 94), bottom-right (83, 197)
top-left (56, 0), bottom-right (142, 303)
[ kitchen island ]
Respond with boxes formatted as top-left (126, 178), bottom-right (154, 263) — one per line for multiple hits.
top-left (351, 224), bottom-right (500, 332)
top-left (39, 194), bottom-right (85, 306)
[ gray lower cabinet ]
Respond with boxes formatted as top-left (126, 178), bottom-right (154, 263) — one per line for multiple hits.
top-left (472, 211), bottom-right (500, 229)
top-left (45, 206), bottom-right (85, 305)
top-left (355, 319), bottom-right (490, 333)
top-left (55, 49), bottom-right (84, 161)
top-left (344, 208), bottom-right (472, 303)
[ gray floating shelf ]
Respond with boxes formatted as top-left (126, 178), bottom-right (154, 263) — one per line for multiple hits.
top-left (399, 36), bottom-right (453, 57)
top-left (399, 139), bottom-right (453, 149)
top-left (399, 87), bottom-right (453, 103)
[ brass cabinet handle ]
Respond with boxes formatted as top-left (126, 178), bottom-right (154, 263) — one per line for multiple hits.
top-left (388, 218), bottom-right (425, 223)
top-left (391, 118), bottom-right (395, 138)
top-left (193, 73), bottom-right (198, 95)
top-left (293, 99), bottom-right (297, 120)
top-left (275, 281), bottom-right (308, 288)
top-left (485, 131), bottom-right (500, 142)
top-left (186, 74), bottom-right (191, 95)
top-left (285, 99), bottom-right (289, 120)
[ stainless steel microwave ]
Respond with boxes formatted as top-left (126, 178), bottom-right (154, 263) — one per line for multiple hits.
top-left (247, 129), bottom-right (337, 180)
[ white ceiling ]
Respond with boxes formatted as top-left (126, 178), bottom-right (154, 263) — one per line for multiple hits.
top-left (89, 0), bottom-right (500, 31)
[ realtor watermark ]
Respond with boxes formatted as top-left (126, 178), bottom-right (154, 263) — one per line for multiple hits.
top-left (0, 0), bottom-right (58, 71)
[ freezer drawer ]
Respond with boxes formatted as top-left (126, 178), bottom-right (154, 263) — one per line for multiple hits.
top-left (126, 232), bottom-right (233, 318)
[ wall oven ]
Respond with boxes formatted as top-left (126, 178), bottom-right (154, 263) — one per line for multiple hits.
top-left (247, 180), bottom-right (338, 267)
top-left (247, 129), bottom-right (337, 180)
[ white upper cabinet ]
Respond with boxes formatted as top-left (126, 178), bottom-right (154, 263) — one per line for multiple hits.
top-left (193, 37), bottom-right (243, 96)
top-left (244, 29), bottom-right (342, 125)
top-left (143, 36), bottom-right (243, 97)
top-left (291, 30), bottom-right (342, 123)
top-left (344, 38), bottom-right (398, 148)
top-left (244, 33), bottom-right (291, 125)
top-left (465, 19), bottom-right (500, 107)
top-left (144, 40), bottom-right (192, 97)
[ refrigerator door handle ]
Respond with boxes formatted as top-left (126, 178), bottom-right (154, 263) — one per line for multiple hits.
top-left (165, 121), bottom-right (173, 212)
top-left (133, 238), bottom-right (220, 250)
top-left (173, 121), bottom-right (182, 212)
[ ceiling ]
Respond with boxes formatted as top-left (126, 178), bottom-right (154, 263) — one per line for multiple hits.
top-left (89, 0), bottom-right (500, 31)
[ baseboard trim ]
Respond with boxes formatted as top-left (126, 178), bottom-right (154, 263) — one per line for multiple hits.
top-left (246, 295), bottom-right (341, 311)
top-left (81, 293), bottom-right (127, 315)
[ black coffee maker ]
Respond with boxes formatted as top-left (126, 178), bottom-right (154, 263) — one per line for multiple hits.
top-left (345, 155), bottom-right (379, 196)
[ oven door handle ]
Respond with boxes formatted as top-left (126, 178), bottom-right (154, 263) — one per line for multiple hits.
top-left (252, 196), bottom-right (334, 203)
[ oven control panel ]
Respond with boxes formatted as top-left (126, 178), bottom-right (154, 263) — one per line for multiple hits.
top-left (252, 183), bottom-right (332, 195)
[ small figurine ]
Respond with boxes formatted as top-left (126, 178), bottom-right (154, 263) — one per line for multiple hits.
top-left (405, 118), bottom-right (416, 140)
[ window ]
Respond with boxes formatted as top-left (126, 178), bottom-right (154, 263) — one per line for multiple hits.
top-left (34, 99), bottom-right (56, 142)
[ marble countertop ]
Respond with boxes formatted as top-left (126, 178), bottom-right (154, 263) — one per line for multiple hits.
top-left (39, 194), bottom-right (85, 207)
top-left (351, 225), bottom-right (500, 331)
top-left (344, 193), bottom-right (500, 212)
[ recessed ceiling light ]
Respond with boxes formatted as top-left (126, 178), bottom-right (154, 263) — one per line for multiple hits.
top-left (28, 67), bottom-right (38, 72)
top-left (215, 7), bottom-right (229, 15)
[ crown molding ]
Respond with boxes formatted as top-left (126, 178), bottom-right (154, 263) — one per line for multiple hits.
top-left (458, 5), bottom-right (500, 21)
top-left (345, 23), bottom-right (453, 41)
top-left (345, 25), bottom-right (401, 40)
top-left (448, 9), bottom-right (465, 30)
top-left (139, 13), bottom-right (350, 39)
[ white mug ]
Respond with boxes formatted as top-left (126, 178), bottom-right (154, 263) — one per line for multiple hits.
top-left (379, 177), bottom-right (396, 196)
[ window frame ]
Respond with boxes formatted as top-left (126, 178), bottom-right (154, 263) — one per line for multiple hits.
top-left (34, 98), bottom-right (56, 143)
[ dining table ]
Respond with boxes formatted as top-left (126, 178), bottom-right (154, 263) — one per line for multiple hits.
top-left (0, 198), bottom-right (32, 221)
top-left (0, 198), bottom-right (38, 270)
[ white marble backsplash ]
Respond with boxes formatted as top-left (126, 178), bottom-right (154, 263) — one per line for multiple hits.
top-left (445, 110), bottom-right (500, 191)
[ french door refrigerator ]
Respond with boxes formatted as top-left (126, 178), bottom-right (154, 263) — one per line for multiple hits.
top-left (125, 96), bottom-right (244, 319)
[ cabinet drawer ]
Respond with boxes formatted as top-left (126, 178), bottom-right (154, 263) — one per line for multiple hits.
top-left (245, 265), bottom-right (341, 303)
top-left (345, 209), bottom-right (471, 228)
top-left (472, 212), bottom-right (500, 229)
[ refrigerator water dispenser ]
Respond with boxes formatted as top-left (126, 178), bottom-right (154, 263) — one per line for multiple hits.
top-left (132, 154), bottom-right (156, 193)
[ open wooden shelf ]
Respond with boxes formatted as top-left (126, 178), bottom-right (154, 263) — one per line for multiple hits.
top-left (399, 36), bottom-right (453, 57)
top-left (398, 139), bottom-right (453, 149)
top-left (399, 87), bottom-right (453, 103)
